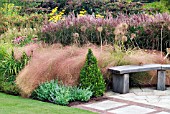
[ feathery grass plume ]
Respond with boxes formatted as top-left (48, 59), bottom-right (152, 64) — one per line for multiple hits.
top-left (14, 43), bottom-right (42, 60)
top-left (124, 49), bottom-right (166, 65)
top-left (15, 44), bottom-right (170, 97)
top-left (125, 49), bottom-right (166, 86)
top-left (16, 47), bottom-right (75, 97)
top-left (16, 44), bottom-right (111, 97)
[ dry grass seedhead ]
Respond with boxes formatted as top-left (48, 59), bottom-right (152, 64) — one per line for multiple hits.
top-left (15, 44), bottom-right (169, 97)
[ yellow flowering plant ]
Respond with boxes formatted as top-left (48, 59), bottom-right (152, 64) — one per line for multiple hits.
top-left (49, 7), bottom-right (65, 22)
top-left (96, 14), bottom-right (104, 18)
top-left (78, 9), bottom-right (87, 17)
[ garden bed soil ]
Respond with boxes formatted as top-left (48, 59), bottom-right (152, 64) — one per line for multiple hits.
top-left (68, 96), bottom-right (109, 107)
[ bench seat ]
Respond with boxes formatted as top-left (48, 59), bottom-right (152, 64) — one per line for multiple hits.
top-left (109, 64), bottom-right (162, 74)
top-left (109, 64), bottom-right (168, 94)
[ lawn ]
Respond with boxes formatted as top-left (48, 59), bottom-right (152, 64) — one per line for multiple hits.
top-left (0, 92), bottom-right (95, 114)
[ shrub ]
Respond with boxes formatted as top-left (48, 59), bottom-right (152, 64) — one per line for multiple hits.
top-left (161, 0), bottom-right (170, 9)
top-left (0, 0), bottom-right (41, 13)
top-left (50, 87), bottom-right (71, 105)
top-left (40, 0), bottom-right (159, 18)
top-left (80, 49), bottom-right (106, 97)
top-left (143, 1), bottom-right (169, 13)
top-left (31, 80), bottom-right (56, 101)
top-left (0, 48), bottom-right (30, 95)
top-left (32, 80), bottom-right (71, 105)
top-left (32, 80), bottom-right (92, 105)
top-left (70, 87), bottom-right (92, 102)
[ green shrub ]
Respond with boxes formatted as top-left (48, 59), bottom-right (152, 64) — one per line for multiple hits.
top-left (161, 0), bottom-right (170, 10)
top-left (43, 0), bottom-right (156, 18)
top-left (50, 85), bottom-right (71, 105)
top-left (31, 80), bottom-right (56, 101)
top-left (0, 0), bottom-right (41, 12)
top-left (70, 87), bottom-right (93, 102)
top-left (32, 80), bottom-right (92, 105)
top-left (80, 49), bottom-right (106, 97)
top-left (0, 49), bottom-right (30, 95)
top-left (143, 1), bottom-right (169, 13)
top-left (32, 80), bottom-right (71, 105)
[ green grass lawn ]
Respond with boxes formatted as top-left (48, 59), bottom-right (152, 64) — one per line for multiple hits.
top-left (0, 92), bottom-right (95, 114)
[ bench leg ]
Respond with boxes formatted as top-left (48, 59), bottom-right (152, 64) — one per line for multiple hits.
top-left (112, 74), bottom-right (129, 94)
top-left (157, 70), bottom-right (166, 90)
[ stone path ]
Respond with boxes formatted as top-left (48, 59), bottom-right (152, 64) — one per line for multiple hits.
top-left (72, 87), bottom-right (170, 114)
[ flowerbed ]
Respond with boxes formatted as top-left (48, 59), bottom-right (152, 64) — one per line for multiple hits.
top-left (41, 13), bottom-right (170, 51)
top-left (0, 0), bottom-right (170, 106)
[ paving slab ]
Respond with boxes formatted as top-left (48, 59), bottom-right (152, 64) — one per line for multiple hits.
top-left (108, 105), bottom-right (155, 114)
top-left (156, 112), bottom-right (170, 114)
top-left (84, 100), bottom-right (127, 111)
top-left (107, 87), bottom-right (170, 109)
top-left (72, 87), bottom-right (170, 114)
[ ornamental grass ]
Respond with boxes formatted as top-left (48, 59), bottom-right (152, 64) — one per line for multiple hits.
top-left (15, 43), bottom-right (170, 97)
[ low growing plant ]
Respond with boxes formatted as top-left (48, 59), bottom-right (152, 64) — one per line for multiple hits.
top-left (32, 80), bottom-right (93, 105)
top-left (70, 87), bottom-right (92, 102)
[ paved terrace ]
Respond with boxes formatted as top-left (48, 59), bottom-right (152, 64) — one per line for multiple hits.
top-left (73, 87), bottom-right (170, 114)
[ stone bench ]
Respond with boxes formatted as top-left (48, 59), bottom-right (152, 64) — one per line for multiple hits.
top-left (109, 64), bottom-right (170, 94)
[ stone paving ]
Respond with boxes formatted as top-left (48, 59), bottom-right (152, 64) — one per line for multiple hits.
top-left (72, 87), bottom-right (170, 114)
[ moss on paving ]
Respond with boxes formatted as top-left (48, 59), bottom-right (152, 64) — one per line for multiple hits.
top-left (0, 92), bottom-right (96, 114)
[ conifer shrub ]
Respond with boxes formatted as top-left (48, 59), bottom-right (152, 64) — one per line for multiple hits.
top-left (79, 49), bottom-right (106, 97)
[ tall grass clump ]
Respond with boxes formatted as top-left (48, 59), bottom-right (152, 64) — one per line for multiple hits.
top-left (16, 45), bottom-right (87, 97)
top-left (0, 44), bottom-right (30, 95)
top-left (15, 44), bottom-right (170, 97)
